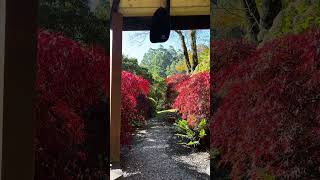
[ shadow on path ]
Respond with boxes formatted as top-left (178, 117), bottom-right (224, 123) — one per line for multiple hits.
top-left (120, 117), bottom-right (210, 180)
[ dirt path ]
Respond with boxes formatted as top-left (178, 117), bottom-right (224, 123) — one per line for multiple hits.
top-left (120, 117), bottom-right (210, 180)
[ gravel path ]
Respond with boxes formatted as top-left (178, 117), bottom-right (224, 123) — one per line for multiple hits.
top-left (120, 117), bottom-right (210, 180)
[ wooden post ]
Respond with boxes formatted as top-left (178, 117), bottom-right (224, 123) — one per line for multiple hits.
top-left (0, 0), bottom-right (38, 179)
top-left (0, 1), bottom-right (5, 177)
top-left (110, 12), bottom-right (123, 163)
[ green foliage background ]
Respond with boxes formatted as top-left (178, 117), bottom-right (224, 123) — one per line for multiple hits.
top-left (38, 0), bottom-right (110, 50)
top-left (124, 41), bottom-right (209, 110)
top-left (211, 0), bottom-right (320, 43)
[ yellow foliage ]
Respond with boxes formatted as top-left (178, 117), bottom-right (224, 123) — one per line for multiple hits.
top-left (175, 61), bottom-right (187, 73)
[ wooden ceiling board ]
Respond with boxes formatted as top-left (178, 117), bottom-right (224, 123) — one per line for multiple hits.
top-left (111, 0), bottom-right (210, 16)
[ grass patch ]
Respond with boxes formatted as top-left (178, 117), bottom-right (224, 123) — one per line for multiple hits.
top-left (156, 109), bottom-right (180, 123)
top-left (157, 109), bottom-right (178, 114)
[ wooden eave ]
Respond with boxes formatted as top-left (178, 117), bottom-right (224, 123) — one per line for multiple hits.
top-left (111, 0), bottom-right (210, 30)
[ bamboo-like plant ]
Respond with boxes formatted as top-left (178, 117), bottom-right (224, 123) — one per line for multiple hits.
top-left (174, 118), bottom-right (207, 147)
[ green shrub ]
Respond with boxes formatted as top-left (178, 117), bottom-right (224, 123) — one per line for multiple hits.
top-left (270, 1), bottom-right (320, 38)
top-left (149, 79), bottom-right (167, 110)
top-left (194, 59), bottom-right (209, 73)
top-left (174, 118), bottom-right (208, 147)
top-left (147, 97), bottom-right (157, 117)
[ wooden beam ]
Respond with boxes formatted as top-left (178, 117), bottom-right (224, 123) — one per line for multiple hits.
top-left (118, 0), bottom-right (209, 8)
top-left (123, 15), bottom-right (210, 31)
top-left (110, 12), bottom-right (123, 163)
top-left (0, 1), bottom-right (5, 177)
top-left (119, 7), bottom-right (209, 17)
top-left (111, 0), bottom-right (210, 17)
top-left (1, 0), bottom-right (38, 179)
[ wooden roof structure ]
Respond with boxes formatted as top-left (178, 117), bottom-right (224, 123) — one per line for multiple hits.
top-left (111, 0), bottom-right (210, 30)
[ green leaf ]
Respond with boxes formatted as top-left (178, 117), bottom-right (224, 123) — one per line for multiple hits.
top-left (187, 141), bottom-right (199, 146)
top-left (175, 133), bottom-right (191, 139)
top-left (199, 129), bottom-right (206, 138)
top-left (174, 118), bottom-right (207, 147)
top-left (186, 130), bottom-right (194, 138)
top-left (198, 119), bottom-right (207, 129)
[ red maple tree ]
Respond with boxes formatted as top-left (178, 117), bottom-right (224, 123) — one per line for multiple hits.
top-left (210, 29), bottom-right (320, 179)
top-left (35, 30), bottom-right (109, 179)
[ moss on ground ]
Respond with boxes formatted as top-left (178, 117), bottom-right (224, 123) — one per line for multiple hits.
top-left (156, 109), bottom-right (180, 123)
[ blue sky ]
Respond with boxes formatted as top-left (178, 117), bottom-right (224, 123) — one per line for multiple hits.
top-left (122, 30), bottom-right (210, 63)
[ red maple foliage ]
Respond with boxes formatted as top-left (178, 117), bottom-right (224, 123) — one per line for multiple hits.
top-left (211, 39), bottom-right (255, 96)
top-left (34, 30), bottom-right (149, 180)
top-left (120, 71), bottom-right (150, 145)
top-left (35, 30), bottom-right (109, 179)
top-left (210, 29), bottom-right (320, 179)
top-left (35, 30), bottom-right (150, 179)
top-left (165, 74), bottom-right (190, 108)
top-left (172, 72), bottom-right (210, 121)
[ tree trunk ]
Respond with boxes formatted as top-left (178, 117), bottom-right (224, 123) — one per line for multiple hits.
top-left (189, 30), bottom-right (198, 71)
top-left (242, 0), bottom-right (260, 42)
top-left (260, 0), bottom-right (282, 29)
top-left (175, 30), bottom-right (192, 74)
